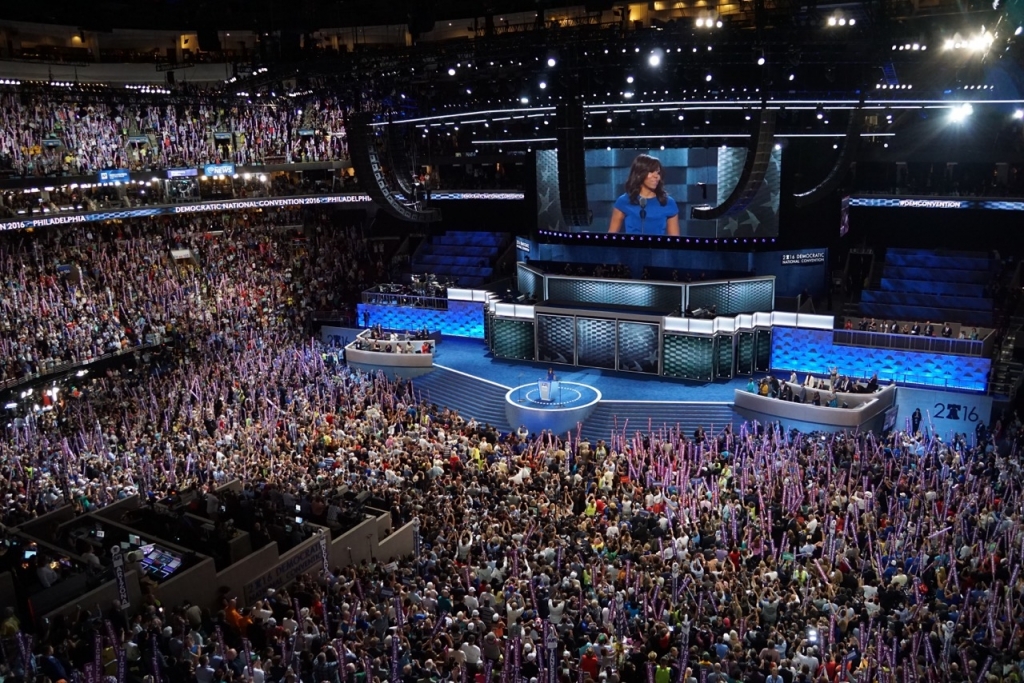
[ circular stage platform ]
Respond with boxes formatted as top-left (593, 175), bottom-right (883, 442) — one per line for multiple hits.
top-left (505, 382), bottom-right (602, 436)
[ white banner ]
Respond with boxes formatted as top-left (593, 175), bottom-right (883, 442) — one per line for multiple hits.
top-left (110, 546), bottom-right (131, 609)
top-left (893, 387), bottom-right (992, 437)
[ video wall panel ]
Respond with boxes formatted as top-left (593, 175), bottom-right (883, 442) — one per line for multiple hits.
top-left (576, 318), bottom-right (617, 369)
top-left (617, 321), bottom-right (660, 374)
top-left (536, 147), bottom-right (782, 237)
top-left (662, 334), bottom-right (715, 381)
top-left (491, 318), bottom-right (536, 361)
top-left (536, 315), bottom-right (576, 365)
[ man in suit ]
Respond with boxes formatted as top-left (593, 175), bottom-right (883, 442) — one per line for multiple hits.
top-left (942, 323), bottom-right (953, 338)
top-left (910, 322), bottom-right (921, 335)
top-left (924, 321), bottom-right (934, 337)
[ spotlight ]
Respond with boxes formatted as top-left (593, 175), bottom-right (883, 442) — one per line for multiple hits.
top-left (705, 73), bottom-right (713, 82)
top-left (816, 107), bottom-right (824, 120)
top-left (949, 103), bottom-right (973, 123)
top-left (774, 143), bottom-right (782, 150)
top-left (649, 53), bottom-right (662, 67)
top-left (1013, 109), bottom-right (1024, 119)
top-left (1017, 26), bottom-right (1023, 36)
top-left (448, 67), bottom-right (456, 76)
top-left (520, 96), bottom-right (529, 104)
top-left (757, 52), bottom-right (766, 66)
top-left (696, 18), bottom-right (705, 27)
top-left (716, 20), bottom-right (723, 27)
top-left (539, 81), bottom-right (547, 89)
top-left (838, 18), bottom-right (846, 26)
top-left (547, 57), bottom-right (557, 67)
top-left (849, 19), bottom-right (856, 25)
top-left (788, 73), bottom-right (795, 81)
top-left (828, 16), bottom-right (837, 26)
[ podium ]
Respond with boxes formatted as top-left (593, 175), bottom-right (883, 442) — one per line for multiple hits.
top-left (538, 379), bottom-right (559, 402)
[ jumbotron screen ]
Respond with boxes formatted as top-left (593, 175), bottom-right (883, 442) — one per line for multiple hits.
top-left (536, 147), bottom-right (781, 238)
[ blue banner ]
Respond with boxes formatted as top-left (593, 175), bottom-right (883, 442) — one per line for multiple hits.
top-left (166, 168), bottom-right (198, 179)
top-left (203, 163), bottom-right (236, 177)
top-left (98, 169), bottom-right (130, 183)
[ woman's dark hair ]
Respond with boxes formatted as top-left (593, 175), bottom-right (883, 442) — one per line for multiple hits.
top-left (624, 154), bottom-right (668, 206)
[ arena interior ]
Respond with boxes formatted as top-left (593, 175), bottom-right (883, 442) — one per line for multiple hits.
top-left (2, 1), bottom-right (1024, 682)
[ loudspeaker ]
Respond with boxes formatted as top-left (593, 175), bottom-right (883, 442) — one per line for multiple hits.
top-left (690, 109), bottom-right (776, 220)
top-left (197, 29), bottom-right (221, 52)
top-left (348, 113), bottom-right (440, 223)
top-left (555, 101), bottom-right (591, 227)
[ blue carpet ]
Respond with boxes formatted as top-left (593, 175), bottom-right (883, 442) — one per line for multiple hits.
top-left (433, 336), bottom-right (747, 402)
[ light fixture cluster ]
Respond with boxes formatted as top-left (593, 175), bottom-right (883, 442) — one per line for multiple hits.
top-left (892, 43), bottom-right (926, 51)
top-left (125, 84), bottom-right (171, 94)
top-left (826, 15), bottom-right (856, 27)
top-left (695, 17), bottom-right (723, 28)
top-left (942, 31), bottom-right (995, 52)
top-left (0, 79), bottom-right (21, 85)
top-left (875, 84), bottom-right (914, 89)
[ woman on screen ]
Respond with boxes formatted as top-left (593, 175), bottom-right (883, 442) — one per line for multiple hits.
top-left (608, 154), bottom-right (680, 236)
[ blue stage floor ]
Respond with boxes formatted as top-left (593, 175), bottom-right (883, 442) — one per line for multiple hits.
top-left (433, 336), bottom-right (747, 402)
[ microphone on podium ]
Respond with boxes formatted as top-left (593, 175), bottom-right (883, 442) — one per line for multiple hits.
top-left (638, 196), bottom-right (647, 234)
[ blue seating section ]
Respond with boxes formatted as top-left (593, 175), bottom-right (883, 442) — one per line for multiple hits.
top-left (861, 291), bottom-right (992, 312)
top-left (880, 279), bottom-right (986, 298)
top-left (860, 249), bottom-right (994, 327)
top-left (411, 231), bottom-right (508, 287)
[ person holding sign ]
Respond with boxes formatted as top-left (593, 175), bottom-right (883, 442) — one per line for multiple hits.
top-left (608, 154), bottom-right (680, 236)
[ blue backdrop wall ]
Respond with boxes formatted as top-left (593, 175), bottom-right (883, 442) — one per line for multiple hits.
top-left (770, 327), bottom-right (990, 392)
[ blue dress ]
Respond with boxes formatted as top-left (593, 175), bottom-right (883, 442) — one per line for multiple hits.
top-left (612, 194), bottom-right (679, 234)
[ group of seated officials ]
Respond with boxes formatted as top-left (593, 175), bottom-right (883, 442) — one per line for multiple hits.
top-left (851, 317), bottom-right (981, 340)
top-left (746, 370), bottom-right (880, 408)
top-left (356, 325), bottom-right (433, 354)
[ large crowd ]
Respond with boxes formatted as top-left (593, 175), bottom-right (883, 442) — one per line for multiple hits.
top-left (0, 211), bottom-right (1023, 683)
top-left (0, 91), bottom-right (353, 177)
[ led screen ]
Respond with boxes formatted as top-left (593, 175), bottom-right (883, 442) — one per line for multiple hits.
top-left (536, 315), bottom-right (575, 365)
top-left (536, 147), bottom-right (781, 238)
top-left (617, 321), bottom-right (660, 374)
top-left (576, 318), bottom-right (617, 369)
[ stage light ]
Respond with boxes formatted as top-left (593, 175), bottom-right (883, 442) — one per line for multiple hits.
top-left (649, 53), bottom-right (662, 67)
top-left (828, 17), bottom-right (837, 26)
top-left (626, 75), bottom-right (634, 83)
top-left (448, 68), bottom-right (456, 76)
top-left (520, 96), bottom-right (529, 104)
top-left (757, 53), bottom-right (766, 66)
top-left (788, 73), bottom-right (795, 81)
top-left (1017, 26), bottom-right (1023, 35)
top-left (774, 144), bottom-right (782, 150)
top-left (539, 81), bottom-right (547, 89)
top-left (696, 18), bottom-right (705, 27)
top-left (949, 103), bottom-right (973, 123)
top-left (716, 20), bottom-right (723, 27)
top-left (816, 107), bottom-right (824, 120)
top-left (547, 57), bottom-right (557, 67)
top-left (849, 19), bottom-right (856, 25)
top-left (705, 73), bottom-right (713, 82)
top-left (1014, 109), bottom-right (1024, 119)
top-left (838, 18), bottom-right (846, 25)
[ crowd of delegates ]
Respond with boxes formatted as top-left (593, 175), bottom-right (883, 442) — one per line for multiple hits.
top-left (0, 207), bottom-right (377, 387)
top-left (1, 218), bottom-right (1024, 683)
top-left (0, 90), bottom-right (354, 177)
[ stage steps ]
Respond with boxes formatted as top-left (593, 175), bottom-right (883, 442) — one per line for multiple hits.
top-left (581, 401), bottom-right (739, 442)
top-left (410, 366), bottom-right (511, 430)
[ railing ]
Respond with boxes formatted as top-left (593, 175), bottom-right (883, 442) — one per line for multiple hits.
top-left (360, 291), bottom-right (449, 310)
top-left (0, 343), bottom-right (159, 393)
top-left (833, 329), bottom-right (986, 357)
